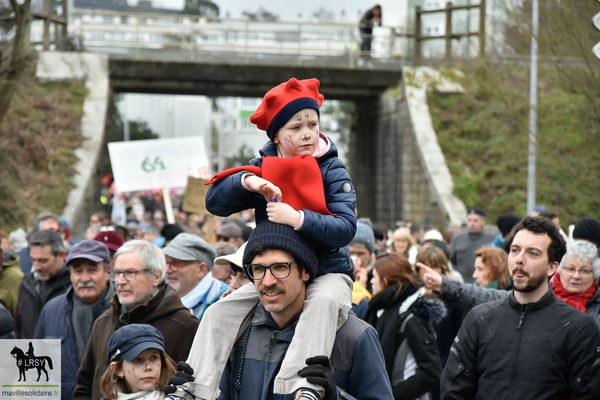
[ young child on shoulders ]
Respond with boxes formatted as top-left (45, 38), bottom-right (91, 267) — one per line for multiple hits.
top-left (187, 78), bottom-right (357, 400)
top-left (100, 324), bottom-right (177, 400)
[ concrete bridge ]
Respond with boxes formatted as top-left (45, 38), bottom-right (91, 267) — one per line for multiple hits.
top-left (41, 10), bottom-right (466, 233)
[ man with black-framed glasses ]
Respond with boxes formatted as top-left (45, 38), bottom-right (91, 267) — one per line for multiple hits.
top-left (179, 221), bottom-right (394, 400)
top-left (162, 233), bottom-right (229, 320)
top-left (74, 240), bottom-right (199, 400)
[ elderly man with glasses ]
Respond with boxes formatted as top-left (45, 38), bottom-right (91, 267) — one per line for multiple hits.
top-left (74, 240), bottom-right (199, 400)
top-left (163, 233), bottom-right (229, 319)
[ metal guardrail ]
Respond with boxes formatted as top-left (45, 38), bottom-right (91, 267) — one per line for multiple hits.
top-left (71, 9), bottom-right (409, 67)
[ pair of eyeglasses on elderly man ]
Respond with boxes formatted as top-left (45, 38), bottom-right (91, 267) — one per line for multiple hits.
top-left (244, 261), bottom-right (297, 280)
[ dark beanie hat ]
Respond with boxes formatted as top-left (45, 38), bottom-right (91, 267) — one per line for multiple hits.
top-left (573, 217), bottom-right (600, 247)
top-left (243, 220), bottom-right (318, 282)
top-left (161, 224), bottom-right (184, 242)
top-left (496, 214), bottom-right (521, 237)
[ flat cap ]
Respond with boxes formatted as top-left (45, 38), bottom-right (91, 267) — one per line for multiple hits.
top-left (163, 233), bottom-right (216, 262)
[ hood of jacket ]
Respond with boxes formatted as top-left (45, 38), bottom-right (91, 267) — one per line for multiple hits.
top-left (1, 252), bottom-right (20, 273)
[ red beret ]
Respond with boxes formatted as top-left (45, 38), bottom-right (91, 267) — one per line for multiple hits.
top-left (93, 231), bottom-right (125, 252)
top-left (250, 78), bottom-right (324, 139)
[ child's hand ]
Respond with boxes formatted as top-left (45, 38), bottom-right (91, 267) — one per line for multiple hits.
top-left (266, 202), bottom-right (300, 228)
top-left (244, 176), bottom-right (282, 202)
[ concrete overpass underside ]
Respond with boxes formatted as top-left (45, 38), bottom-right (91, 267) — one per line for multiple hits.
top-left (108, 56), bottom-right (402, 101)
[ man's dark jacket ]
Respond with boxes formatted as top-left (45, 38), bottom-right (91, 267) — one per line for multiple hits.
top-left (441, 289), bottom-right (600, 400)
top-left (218, 305), bottom-right (394, 400)
top-left (15, 266), bottom-right (71, 339)
top-left (74, 284), bottom-right (199, 400)
top-left (35, 286), bottom-right (112, 400)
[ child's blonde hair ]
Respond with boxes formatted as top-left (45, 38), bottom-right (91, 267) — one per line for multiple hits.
top-left (100, 351), bottom-right (177, 400)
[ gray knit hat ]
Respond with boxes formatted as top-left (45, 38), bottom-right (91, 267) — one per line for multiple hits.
top-left (163, 233), bottom-right (217, 270)
top-left (350, 218), bottom-right (375, 254)
top-left (243, 221), bottom-right (318, 282)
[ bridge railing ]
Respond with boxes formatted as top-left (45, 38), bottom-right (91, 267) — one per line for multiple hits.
top-left (71, 9), bottom-right (409, 67)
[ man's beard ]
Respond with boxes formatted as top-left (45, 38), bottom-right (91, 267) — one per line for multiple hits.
top-left (511, 267), bottom-right (547, 293)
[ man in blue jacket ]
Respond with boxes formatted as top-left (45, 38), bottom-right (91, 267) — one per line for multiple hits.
top-left (35, 240), bottom-right (114, 400)
top-left (207, 220), bottom-right (394, 400)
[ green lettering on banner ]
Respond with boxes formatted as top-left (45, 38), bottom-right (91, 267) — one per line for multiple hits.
top-left (142, 157), bottom-right (166, 172)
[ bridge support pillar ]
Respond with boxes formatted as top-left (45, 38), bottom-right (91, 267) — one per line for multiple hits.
top-left (350, 82), bottom-right (450, 231)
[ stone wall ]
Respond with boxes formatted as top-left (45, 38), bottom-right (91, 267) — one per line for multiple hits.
top-left (350, 67), bottom-right (466, 230)
top-left (36, 52), bottom-right (110, 238)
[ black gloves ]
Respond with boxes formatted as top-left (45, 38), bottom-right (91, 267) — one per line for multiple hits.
top-left (298, 356), bottom-right (336, 400)
top-left (163, 361), bottom-right (195, 396)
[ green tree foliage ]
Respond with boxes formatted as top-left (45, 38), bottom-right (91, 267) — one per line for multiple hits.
top-left (225, 144), bottom-right (255, 168)
top-left (242, 7), bottom-right (279, 21)
top-left (429, 64), bottom-right (600, 226)
top-left (182, 0), bottom-right (219, 17)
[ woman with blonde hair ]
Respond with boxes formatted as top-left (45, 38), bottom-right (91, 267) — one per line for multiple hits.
top-left (389, 229), bottom-right (415, 260)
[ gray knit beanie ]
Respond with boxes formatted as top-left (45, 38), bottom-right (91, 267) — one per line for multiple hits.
top-left (350, 218), bottom-right (375, 254)
top-left (243, 221), bottom-right (318, 282)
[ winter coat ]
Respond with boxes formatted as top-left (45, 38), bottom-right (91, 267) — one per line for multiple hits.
top-left (206, 137), bottom-right (356, 278)
top-left (0, 302), bottom-right (15, 339)
top-left (74, 284), bottom-right (199, 400)
top-left (438, 274), bottom-right (600, 328)
top-left (35, 286), bottom-right (113, 400)
top-left (449, 231), bottom-right (496, 284)
top-left (0, 252), bottom-right (24, 317)
top-left (441, 290), bottom-right (600, 400)
top-left (365, 282), bottom-right (444, 400)
top-left (217, 304), bottom-right (395, 400)
top-left (15, 266), bottom-right (71, 339)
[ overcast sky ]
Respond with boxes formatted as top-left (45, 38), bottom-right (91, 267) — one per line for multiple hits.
top-left (129, 0), bottom-right (397, 24)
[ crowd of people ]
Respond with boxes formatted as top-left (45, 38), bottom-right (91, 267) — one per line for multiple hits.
top-left (1, 77), bottom-right (600, 400)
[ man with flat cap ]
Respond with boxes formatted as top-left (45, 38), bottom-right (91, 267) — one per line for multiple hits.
top-left (35, 240), bottom-right (114, 400)
top-left (163, 233), bottom-right (229, 320)
top-left (449, 207), bottom-right (495, 283)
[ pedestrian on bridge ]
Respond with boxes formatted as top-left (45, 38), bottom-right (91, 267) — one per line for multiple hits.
top-left (359, 5), bottom-right (382, 56)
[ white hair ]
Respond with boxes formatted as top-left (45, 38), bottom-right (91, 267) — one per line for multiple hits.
top-left (558, 240), bottom-right (600, 280)
top-left (114, 240), bottom-right (166, 279)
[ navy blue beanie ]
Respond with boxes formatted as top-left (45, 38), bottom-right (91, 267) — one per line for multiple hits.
top-left (266, 98), bottom-right (321, 142)
top-left (243, 220), bottom-right (318, 281)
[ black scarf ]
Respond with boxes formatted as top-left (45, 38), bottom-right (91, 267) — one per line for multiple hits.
top-left (364, 281), bottom-right (418, 376)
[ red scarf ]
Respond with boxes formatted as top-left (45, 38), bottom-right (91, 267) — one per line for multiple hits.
top-left (553, 274), bottom-right (597, 313)
top-left (206, 155), bottom-right (334, 216)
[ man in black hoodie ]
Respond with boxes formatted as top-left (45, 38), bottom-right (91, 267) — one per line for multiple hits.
top-left (15, 230), bottom-right (71, 339)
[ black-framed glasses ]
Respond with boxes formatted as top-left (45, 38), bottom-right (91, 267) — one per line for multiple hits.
top-left (109, 268), bottom-right (150, 281)
top-left (244, 262), bottom-right (296, 280)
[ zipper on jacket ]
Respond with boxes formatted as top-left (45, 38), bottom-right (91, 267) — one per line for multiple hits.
top-left (510, 310), bottom-right (526, 399)
top-left (517, 311), bottom-right (525, 329)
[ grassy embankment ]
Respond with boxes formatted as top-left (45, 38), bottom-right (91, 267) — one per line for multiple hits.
top-left (0, 68), bottom-right (87, 233)
top-left (428, 64), bottom-right (600, 227)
